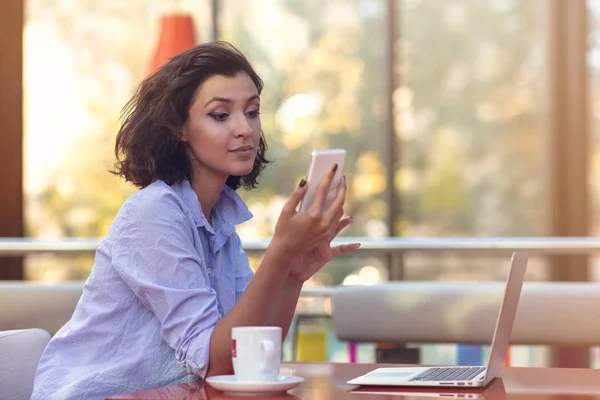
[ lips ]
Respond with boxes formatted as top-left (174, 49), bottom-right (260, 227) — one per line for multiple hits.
top-left (229, 145), bottom-right (254, 152)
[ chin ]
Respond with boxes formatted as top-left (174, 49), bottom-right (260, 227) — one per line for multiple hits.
top-left (228, 165), bottom-right (255, 177)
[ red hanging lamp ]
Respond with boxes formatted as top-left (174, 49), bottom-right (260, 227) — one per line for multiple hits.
top-left (148, 5), bottom-right (197, 74)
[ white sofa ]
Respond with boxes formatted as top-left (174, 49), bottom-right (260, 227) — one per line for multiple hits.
top-left (0, 281), bottom-right (84, 335)
top-left (332, 282), bottom-right (600, 346)
top-left (4, 280), bottom-right (600, 348)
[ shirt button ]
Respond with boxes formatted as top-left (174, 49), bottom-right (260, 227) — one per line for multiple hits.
top-left (207, 268), bottom-right (212, 274)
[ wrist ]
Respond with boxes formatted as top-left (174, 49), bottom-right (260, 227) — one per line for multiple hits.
top-left (285, 273), bottom-right (306, 287)
top-left (264, 238), bottom-right (290, 264)
top-left (257, 238), bottom-right (293, 277)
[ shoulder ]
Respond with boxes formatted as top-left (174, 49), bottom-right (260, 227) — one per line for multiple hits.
top-left (118, 180), bottom-right (190, 226)
top-left (100, 181), bottom-right (196, 252)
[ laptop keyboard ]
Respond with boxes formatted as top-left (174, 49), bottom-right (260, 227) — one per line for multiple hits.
top-left (410, 366), bottom-right (486, 382)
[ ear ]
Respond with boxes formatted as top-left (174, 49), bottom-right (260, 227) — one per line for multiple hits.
top-left (179, 124), bottom-right (189, 143)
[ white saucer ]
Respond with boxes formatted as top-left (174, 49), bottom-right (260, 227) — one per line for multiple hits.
top-left (205, 375), bottom-right (304, 396)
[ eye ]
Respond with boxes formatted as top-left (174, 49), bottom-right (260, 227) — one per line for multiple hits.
top-left (208, 112), bottom-right (229, 121)
top-left (246, 109), bottom-right (261, 119)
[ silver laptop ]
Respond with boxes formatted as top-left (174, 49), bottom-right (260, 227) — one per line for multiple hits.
top-left (347, 252), bottom-right (528, 388)
top-left (350, 373), bottom-right (508, 399)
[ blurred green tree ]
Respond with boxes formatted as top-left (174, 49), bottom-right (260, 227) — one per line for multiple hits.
top-left (25, 0), bottom-right (545, 283)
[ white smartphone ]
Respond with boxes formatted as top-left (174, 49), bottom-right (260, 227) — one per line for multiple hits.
top-left (299, 149), bottom-right (346, 212)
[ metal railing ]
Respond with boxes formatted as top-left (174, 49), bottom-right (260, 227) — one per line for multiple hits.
top-left (3, 236), bottom-right (600, 297)
top-left (3, 236), bottom-right (600, 257)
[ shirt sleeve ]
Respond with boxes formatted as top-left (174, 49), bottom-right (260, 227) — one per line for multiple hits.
top-left (232, 233), bottom-right (254, 302)
top-left (111, 192), bottom-right (219, 378)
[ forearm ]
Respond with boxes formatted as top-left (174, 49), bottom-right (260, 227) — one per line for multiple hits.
top-left (206, 246), bottom-right (289, 377)
top-left (267, 277), bottom-right (303, 339)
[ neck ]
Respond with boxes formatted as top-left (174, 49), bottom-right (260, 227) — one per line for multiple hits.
top-left (188, 170), bottom-right (228, 224)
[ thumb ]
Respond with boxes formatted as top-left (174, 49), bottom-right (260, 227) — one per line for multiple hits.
top-left (281, 179), bottom-right (308, 216)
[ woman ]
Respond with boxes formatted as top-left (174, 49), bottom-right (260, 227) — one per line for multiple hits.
top-left (31, 41), bottom-right (359, 399)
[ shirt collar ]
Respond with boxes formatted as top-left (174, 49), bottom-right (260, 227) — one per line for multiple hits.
top-left (171, 179), bottom-right (253, 233)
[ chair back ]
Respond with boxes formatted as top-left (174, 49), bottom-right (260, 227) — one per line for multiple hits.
top-left (0, 328), bottom-right (50, 400)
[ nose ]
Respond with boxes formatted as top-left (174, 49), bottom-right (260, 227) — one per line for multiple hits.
top-left (233, 113), bottom-right (253, 138)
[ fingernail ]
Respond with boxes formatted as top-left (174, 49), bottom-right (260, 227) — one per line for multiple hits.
top-left (332, 163), bottom-right (338, 173)
top-left (299, 179), bottom-right (307, 187)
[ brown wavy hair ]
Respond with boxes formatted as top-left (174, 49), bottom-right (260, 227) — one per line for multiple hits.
top-left (111, 41), bottom-right (270, 190)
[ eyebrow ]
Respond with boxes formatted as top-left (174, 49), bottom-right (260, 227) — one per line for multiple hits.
top-left (204, 94), bottom-right (260, 107)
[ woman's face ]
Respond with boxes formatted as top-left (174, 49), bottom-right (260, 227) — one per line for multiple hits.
top-left (182, 72), bottom-right (261, 185)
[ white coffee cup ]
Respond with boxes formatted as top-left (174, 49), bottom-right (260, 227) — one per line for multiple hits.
top-left (231, 326), bottom-right (282, 382)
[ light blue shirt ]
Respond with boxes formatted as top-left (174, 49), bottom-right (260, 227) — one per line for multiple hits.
top-left (31, 179), bottom-right (254, 400)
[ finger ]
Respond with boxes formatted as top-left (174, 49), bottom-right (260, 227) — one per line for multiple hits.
top-left (330, 242), bottom-right (361, 258)
top-left (323, 175), bottom-right (346, 221)
top-left (281, 178), bottom-right (308, 216)
top-left (333, 216), bottom-right (353, 236)
top-left (310, 163), bottom-right (339, 212)
top-left (327, 215), bottom-right (349, 240)
top-left (333, 207), bottom-right (344, 226)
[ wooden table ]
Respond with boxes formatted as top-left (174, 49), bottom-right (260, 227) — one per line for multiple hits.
top-left (109, 362), bottom-right (600, 399)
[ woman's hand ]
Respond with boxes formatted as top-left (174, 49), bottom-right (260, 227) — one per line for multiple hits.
top-left (269, 164), bottom-right (361, 282)
top-left (287, 215), bottom-right (359, 282)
